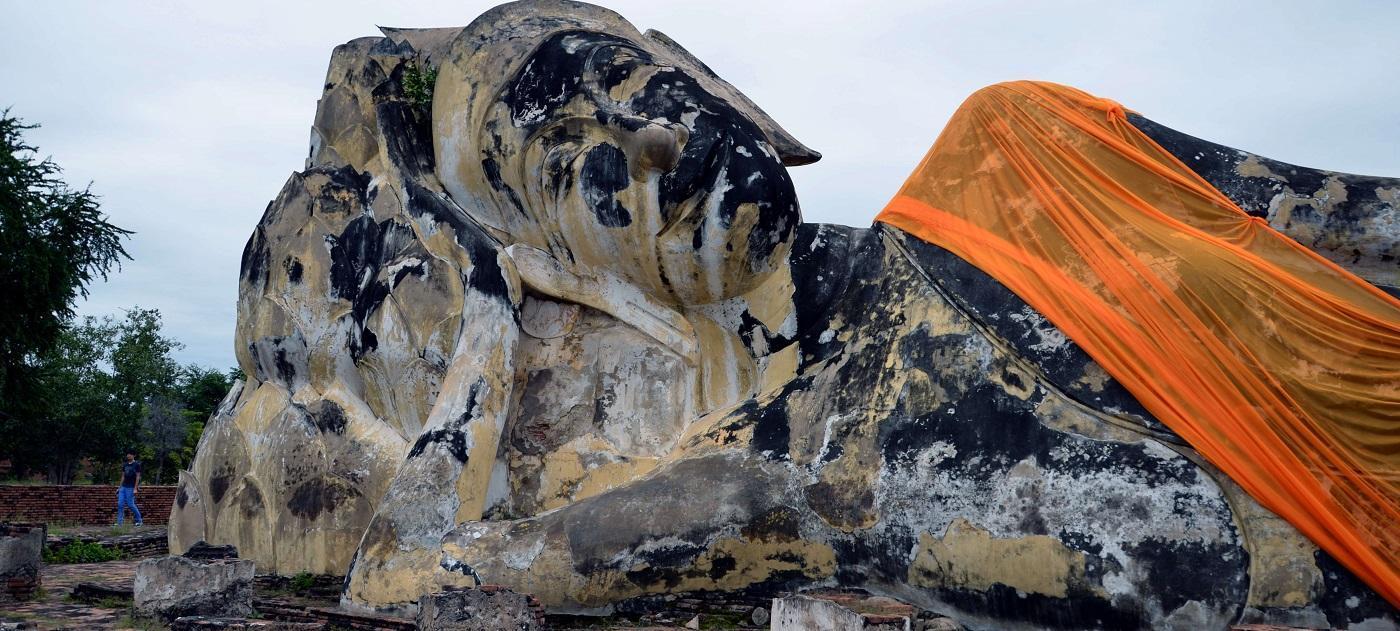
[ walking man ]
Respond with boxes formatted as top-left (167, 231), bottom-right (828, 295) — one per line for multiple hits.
top-left (117, 450), bottom-right (143, 527)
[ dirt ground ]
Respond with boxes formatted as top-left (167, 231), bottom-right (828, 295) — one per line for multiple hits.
top-left (0, 558), bottom-right (142, 629)
top-left (0, 557), bottom-right (709, 630)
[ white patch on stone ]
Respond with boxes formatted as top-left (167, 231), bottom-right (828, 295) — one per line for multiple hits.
top-left (1008, 307), bottom-right (1070, 354)
top-left (484, 458), bottom-right (511, 516)
top-left (383, 257), bottom-right (424, 280)
top-left (777, 309), bottom-right (798, 340)
top-left (915, 442), bottom-right (957, 474)
top-left (1102, 571), bottom-right (1135, 597)
top-left (501, 532), bottom-right (546, 571)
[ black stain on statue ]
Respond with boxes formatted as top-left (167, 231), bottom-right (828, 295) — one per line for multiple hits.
top-left (719, 376), bottom-right (811, 462)
top-left (283, 256), bottom-right (304, 283)
top-left (1123, 537), bottom-right (1246, 618)
top-left (467, 246), bottom-right (510, 302)
top-left (580, 143), bottom-right (633, 227)
top-left (240, 228), bottom-right (271, 285)
top-left (209, 464), bottom-right (233, 505)
top-left (273, 346), bottom-right (296, 386)
top-left (287, 477), bottom-right (362, 521)
top-left (238, 483), bottom-right (264, 518)
top-left (1313, 549), bottom-right (1400, 627)
top-left (481, 157), bottom-right (527, 217)
top-left (407, 429), bottom-right (469, 462)
top-left (306, 400), bottom-right (347, 434)
top-left (406, 379), bottom-right (484, 462)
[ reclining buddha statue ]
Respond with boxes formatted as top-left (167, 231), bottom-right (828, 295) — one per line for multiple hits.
top-left (169, 1), bottom-right (1400, 628)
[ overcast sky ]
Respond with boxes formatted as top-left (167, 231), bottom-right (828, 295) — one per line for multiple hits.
top-left (3, 1), bottom-right (1398, 369)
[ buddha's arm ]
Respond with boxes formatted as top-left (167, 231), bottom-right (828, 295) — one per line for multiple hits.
top-left (438, 450), bottom-right (810, 612)
top-left (343, 241), bottom-right (523, 610)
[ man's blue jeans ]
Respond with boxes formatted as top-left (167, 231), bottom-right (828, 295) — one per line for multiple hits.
top-left (117, 486), bottom-right (142, 525)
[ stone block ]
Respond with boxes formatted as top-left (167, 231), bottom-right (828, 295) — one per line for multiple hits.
top-left (134, 555), bottom-right (255, 621)
top-left (915, 614), bottom-right (966, 631)
top-left (416, 586), bottom-right (543, 630)
top-left (772, 595), bottom-right (912, 631)
top-left (71, 581), bottom-right (134, 603)
top-left (182, 540), bottom-right (239, 560)
top-left (0, 524), bottom-right (43, 602)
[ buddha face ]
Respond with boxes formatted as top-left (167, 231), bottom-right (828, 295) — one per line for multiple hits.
top-left (475, 30), bottom-right (801, 305)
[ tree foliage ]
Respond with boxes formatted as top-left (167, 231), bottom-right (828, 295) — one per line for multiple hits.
top-left (20, 315), bottom-right (125, 483)
top-left (0, 110), bottom-right (131, 432)
top-left (0, 112), bottom-right (238, 484)
top-left (143, 395), bottom-right (186, 485)
top-left (2, 307), bottom-right (237, 484)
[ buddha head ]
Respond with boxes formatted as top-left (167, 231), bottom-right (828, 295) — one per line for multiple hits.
top-left (433, 0), bottom-right (819, 306)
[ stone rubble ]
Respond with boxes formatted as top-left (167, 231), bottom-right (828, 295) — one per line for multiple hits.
top-left (415, 585), bottom-right (545, 630)
top-left (182, 540), bottom-right (240, 560)
top-left (134, 555), bottom-right (255, 621)
top-left (771, 591), bottom-right (966, 631)
top-left (0, 524), bottom-right (43, 603)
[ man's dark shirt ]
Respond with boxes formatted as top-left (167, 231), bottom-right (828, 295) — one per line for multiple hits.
top-left (121, 461), bottom-right (141, 488)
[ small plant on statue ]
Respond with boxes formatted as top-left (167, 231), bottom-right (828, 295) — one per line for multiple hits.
top-left (402, 61), bottom-right (438, 109)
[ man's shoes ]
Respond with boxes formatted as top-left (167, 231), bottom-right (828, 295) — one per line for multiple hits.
top-left (134, 521), bottom-right (143, 527)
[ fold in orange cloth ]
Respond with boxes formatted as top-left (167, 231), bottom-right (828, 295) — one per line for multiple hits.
top-left (877, 81), bottom-right (1400, 607)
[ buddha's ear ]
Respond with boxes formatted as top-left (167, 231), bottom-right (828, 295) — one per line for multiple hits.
top-left (643, 29), bottom-right (821, 167)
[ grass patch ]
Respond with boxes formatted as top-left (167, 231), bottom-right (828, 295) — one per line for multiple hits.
top-left (43, 540), bottom-right (124, 563)
top-left (94, 595), bottom-right (131, 609)
top-left (699, 612), bottom-right (748, 629)
top-left (116, 612), bottom-right (164, 631)
top-left (289, 572), bottom-right (315, 594)
top-left (44, 520), bottom-right (80, 537)
top-left (108, 523), bottom-right (138, 536)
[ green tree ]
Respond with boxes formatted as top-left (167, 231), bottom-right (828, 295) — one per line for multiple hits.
top-left (179, 365), bottom-right (238, 422)
top-left (8, 308), bottom-right (190, 483)
top-left (0, 110), bottom-right (131, 464)
top-left (112, 308), bottom-right (185, 483)
top-left (143, 394), bottom-right (186, 485)
top-left (111, 307), bottom-right (183, 412)
top-left (18, 316), bottom-right (123, 483)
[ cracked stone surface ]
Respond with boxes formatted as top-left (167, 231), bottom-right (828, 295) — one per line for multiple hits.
top-left (134, 557), bottom-right (255, 621)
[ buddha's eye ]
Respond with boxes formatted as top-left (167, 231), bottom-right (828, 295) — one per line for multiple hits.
top-left (585, 44), bottom-right (656, 105)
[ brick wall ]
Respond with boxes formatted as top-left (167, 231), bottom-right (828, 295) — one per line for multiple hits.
top-left (0, 485), bottom-right (177, 525)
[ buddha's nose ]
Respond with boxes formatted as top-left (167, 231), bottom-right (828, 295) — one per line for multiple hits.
top-left (602, 114), bottom-right (689, 176)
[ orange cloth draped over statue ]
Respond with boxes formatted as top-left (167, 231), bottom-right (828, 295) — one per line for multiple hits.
top-left (877, 81), bottom-right (1400, 606)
